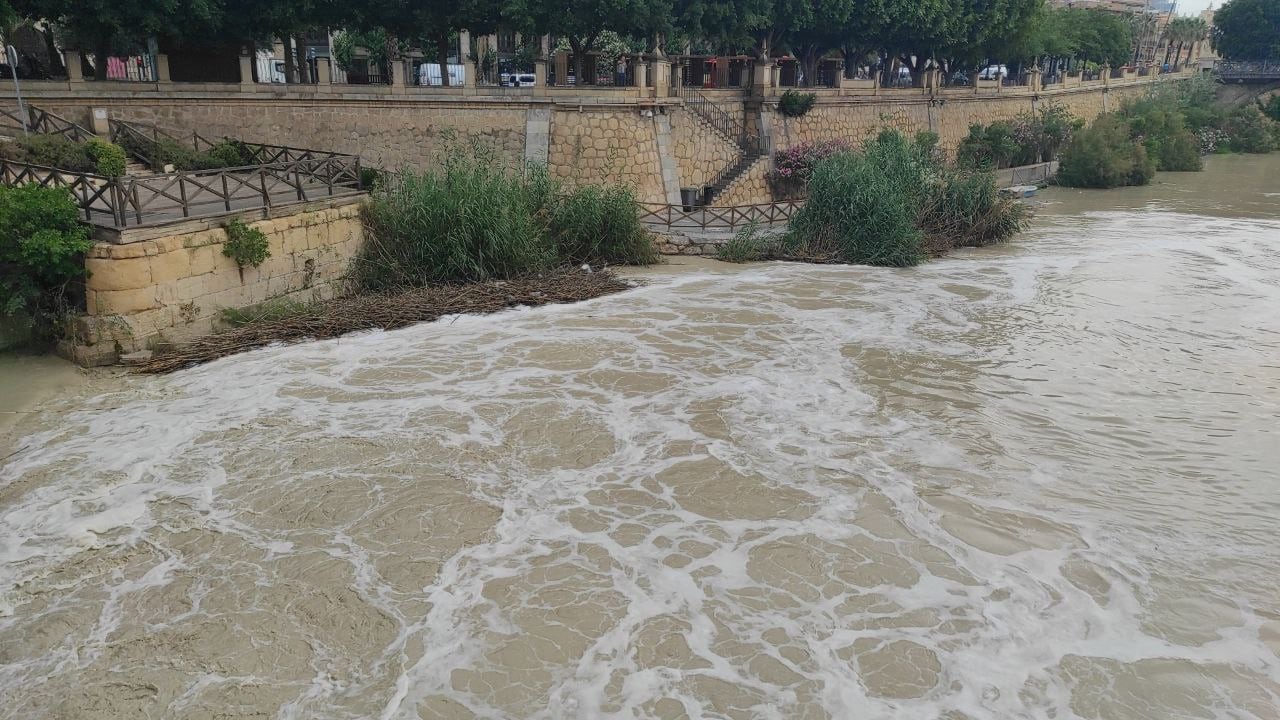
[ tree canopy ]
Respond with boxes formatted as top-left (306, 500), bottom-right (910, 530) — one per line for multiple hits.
top-left (3, 0), bottom-right (1148, 86)
top-left (1212, 0), bottom-right (1280, 60)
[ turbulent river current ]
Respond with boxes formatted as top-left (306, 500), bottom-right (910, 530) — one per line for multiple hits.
top-left (2, 155), bottom-right (1279, 719)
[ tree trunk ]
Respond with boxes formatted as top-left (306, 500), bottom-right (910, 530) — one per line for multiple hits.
top-left (900, 54), bottom-right (925, 88)
top-left (1174, 42), bottom-right (1184, 68)
top-left (295, 38), bottom-right (309, 83)
top-left (283, 36), bottom-right (296, 83)
top-left (43, 26), bottom-right (65, 76)
top-left (841, 48), bottom-right (857, 79)
top-left (569, 39), bottom-right (584, 86)
top-left (436, 33), bottom-right (451, 87)
top-left (1163, 42), bottom-right (1173, 67)
top-left (801, 46), bottom-right (821, 88)
top-left (93, 38), bottom-right (110, 80)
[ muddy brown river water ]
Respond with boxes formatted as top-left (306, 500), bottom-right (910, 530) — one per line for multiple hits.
top-left (2, 155), bottom-right (1279, 719)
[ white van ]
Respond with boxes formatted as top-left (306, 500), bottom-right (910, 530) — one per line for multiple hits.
top-left (418, 63), bottom-right (466, 86)
top-left (978, 64), bottom-right (1009, 80)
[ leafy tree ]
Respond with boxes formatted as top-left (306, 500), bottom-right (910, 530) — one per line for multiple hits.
top-left (671, 0), bottom-right (770, 54)
top-left (1212, 0), bottom-right (1280, 60)
top-left (516, 0), bottom-right (668, 84)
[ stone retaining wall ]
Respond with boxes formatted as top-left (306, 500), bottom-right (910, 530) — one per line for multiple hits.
top-left (68, 199), bottom-right (364, 366)
top-left (5, 75), bottom-right (1175, 210)
top-left (548, 108), bottom-right (666, 202)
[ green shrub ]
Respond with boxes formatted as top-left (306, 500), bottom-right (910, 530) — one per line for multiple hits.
top-left (204, 139), bottom-right (255, 168)
top-left (550, 181), bottom-right (657, 266)
top-left (786, 129), bottom-right (1029, 266)
top-left (0, 184), bottom-right (93, 341)
top-left (0, 135), bottom-right (96, 173)
top-left (777, 90), bottom-right (817, 118)
top-left (956, 122), bottom-right (1019, 169)
top-left (0, 135), bottom-right (129, 177)
top-left (1056, 113), bottom-right (1155, 188)
top-left (222, 218), bottom-right (271, 268)
top-left (1222, 105), bottom-right (1277, 153)
top-left (149, 137), bottom-right (206, 171)
top-left (1126, 101), bottom-right (1203, 171)
top-left (1262, 95), bottom-right (1280, 122)
top-left (85, 138), bottom-right (128, 177)
top-left (360, 166), bottom-right (385, 190)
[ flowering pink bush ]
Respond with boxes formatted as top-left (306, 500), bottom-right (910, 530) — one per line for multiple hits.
top-left (766, 139), bottom-right (852, 198)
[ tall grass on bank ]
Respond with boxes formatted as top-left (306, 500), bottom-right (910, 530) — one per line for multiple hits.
top-left (551, 183), bottom-right (658, 265)
top-left (355, 145), bottom-right (655, 291)
top-left (1057, 114), bottom-right (1156, 188)
top-left (784, 130), bottom-right (1028, 267)
top-left (357, 153), bottom-right (555, 290)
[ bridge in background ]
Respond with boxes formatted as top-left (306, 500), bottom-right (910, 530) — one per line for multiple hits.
top-left (1216, 61), bottom-right (1280, 83)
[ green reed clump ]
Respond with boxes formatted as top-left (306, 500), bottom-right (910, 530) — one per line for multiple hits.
top-left (716, 220), bottom-right (780, 263)
top-left (356, 152), bottom-right (556, 290)
top-left (550, 181), bottom-right (658, 265)
top-left (920, 169), bottom-right (1029, 254)
top-left (784, 130), bottom-right (1025, 266)
top-left (355, 145), bottom-right (656, 291)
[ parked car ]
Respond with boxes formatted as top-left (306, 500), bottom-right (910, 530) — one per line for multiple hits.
top-left (978, 64), bottom-right (1008, 80)
top-left (504, 72), bottom-right (536, 87)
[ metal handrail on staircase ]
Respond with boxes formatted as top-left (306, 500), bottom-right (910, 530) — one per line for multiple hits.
top-left (682, 88), bottom-right (748, 144)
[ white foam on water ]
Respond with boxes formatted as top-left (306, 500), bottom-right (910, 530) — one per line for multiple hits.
top-left (1, 208), bottom-right (1279, 719)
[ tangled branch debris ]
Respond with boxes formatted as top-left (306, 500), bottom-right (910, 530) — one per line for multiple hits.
top-left (137, 267), bottom-right (634, 374)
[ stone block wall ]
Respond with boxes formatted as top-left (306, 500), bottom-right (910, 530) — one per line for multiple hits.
top-left (70, 201), bottom-right (364, 365)
top-left (35, 98), bottom-right (530, 172)
top-left (770, 101), bottom-right (927, 154)
top-left (714, 157), bottom-right (770, 206)
top-left (6, 76), bottom-right (1174, 213)
top-left (548, 109), bottom-right (665, 202)
top-left (669, 107), bottom-right (741, 188)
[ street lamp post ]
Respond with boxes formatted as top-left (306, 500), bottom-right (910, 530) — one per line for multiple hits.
top-left (6, 45), bottom-right (27, 134)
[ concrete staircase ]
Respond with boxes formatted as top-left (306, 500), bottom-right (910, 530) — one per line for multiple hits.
top-left (705, 145), bottom-right (766, 201)
top-left (681, 89), bottom-right (767, 205)
top-left (124, 159), bottom-right (153, 177)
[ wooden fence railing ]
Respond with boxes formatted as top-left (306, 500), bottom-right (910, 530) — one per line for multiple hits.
top-left (109, 117), bottom-right (351, 170)
top-left (0, 160), bottom-right (118, 222)
top-left (0, 106), bottom-right (97, 141)
top-left (0, 155), bottom-right (363, 228)
top-left (637, 200), bottom-right (802, 232)
top-left (29, 108), bottom-right (97, 142)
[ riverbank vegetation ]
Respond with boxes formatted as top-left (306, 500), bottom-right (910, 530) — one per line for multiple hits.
top-left (726, 130), bottom-right (1027, 267)
top-left (0, 135), bottom-right (128, 177)
top-left (355, 145), bottom-right (656, 292)
top-left (137, 148), bottom-right (656, 371)
top-left (957, 102), bottom-right (1081, 170)
top-left (1057, 76), bottom-right (1280, 188)
top-left (0, 185), bottom-right (92, 346)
